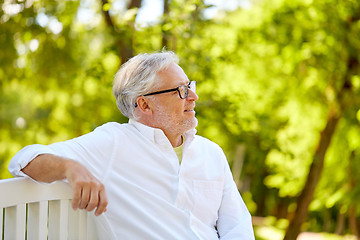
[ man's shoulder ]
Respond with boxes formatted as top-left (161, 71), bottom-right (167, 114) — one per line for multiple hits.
top-left (96, 122), bottom-right (131, 131)
top-left (92, 122), bottom-right (135, 137)
top-left (191, 135), bottom-right (227, 166)
top-left (193, 135), bottom-right (223, 151)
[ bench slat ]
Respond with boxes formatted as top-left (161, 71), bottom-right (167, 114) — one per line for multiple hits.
top-left (68, 202), bottom-right (80, 239)
top-left (78, 210), bottom-right (88, 239)
top-left (87, 212), bottom-right (97, 240)
top-left (0, 208), bottom-right (3, 239)
top-left (28, 201), bottom-right (48, 240)
top-left (4, 204), bottom-right (26, 240)
top-left (48, 199), bottom-right (69, 240)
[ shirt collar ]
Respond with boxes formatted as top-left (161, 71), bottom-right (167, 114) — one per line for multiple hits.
top-left (128, 119), bottom-right (196, 146)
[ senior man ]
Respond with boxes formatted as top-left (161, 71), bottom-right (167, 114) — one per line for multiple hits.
top-left (9, 51), bottom-right (255, 239)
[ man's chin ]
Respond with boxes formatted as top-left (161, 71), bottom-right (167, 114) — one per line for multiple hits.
top-left (185, 117), bottom-right (198, 131)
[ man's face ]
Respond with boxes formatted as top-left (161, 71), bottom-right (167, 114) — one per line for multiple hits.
top-left (150, 63), bottom-right (198, 136)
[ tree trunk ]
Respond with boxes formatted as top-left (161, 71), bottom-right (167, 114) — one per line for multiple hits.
top-left (100, 0), bottom-right (142, 64)
top-left (274, 197), bottom-right (291, 219)
top-left (254, 170), bottom-right (268, 217)
top-left (161, 0), bottom-right (170, 48)
top-left (120, 0), bottom-right (142, 63)
top-left (323, 208), bottom-right (331, 233)
top-left (335, 208), bottom-right (345, 235)
top-left (349, 204), bottom-right (359, 237)
top-left (128, 0), bottom-right (141, 9)
top-left (283, 108), bottom-right (340, 240)
top-left (348, 151), bottom-right (359, 237)
top-left (284, 53), bottom-right (359, 240)
top-left (283, 20), bottom-right (359, 236)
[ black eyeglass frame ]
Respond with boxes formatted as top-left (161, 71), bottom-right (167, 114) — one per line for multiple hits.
top-left (135, 81), bottom-right (196, 107)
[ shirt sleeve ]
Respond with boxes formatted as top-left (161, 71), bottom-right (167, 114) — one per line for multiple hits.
top-left (8, 123), bottom-right (116, 181)
top-left (8, 144), bottom-right (57, 178)
top-left (217, 153), bottom-right (255, 240)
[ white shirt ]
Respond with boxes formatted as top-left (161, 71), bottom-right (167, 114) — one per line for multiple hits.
top-left (9, 119), bottom-right (255, 240)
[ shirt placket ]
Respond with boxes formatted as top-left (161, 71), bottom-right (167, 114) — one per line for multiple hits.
top-left (174, 141), bottom-right (195, 213)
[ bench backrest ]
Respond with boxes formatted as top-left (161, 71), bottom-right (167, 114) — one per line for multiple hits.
top-left (0, 177), bottom-right (97, 240)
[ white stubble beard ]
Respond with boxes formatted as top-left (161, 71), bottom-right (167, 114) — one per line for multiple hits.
top-left (155, 109), bottom-right (198, 136)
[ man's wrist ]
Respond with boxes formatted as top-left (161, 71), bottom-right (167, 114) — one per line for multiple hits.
top-left (63, 158), bottom-right (78, 180)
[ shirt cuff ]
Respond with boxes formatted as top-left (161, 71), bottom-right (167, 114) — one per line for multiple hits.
top-left (8, 144), bottom-right (56, 177)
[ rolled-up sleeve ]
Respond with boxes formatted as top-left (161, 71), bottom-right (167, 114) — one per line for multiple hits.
top-left (9, 123), bottom-right (116, 180)
top-left (9, 144), bottom-right (57, 177)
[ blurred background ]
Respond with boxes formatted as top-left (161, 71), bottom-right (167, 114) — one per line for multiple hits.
top-left (1, 0), bottom-right (360, 239)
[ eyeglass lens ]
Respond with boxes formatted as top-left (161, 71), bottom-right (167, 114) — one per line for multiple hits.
top-left (179, 81), bottom-right (196, 99)
top-left (179, 86), bottom-right (187, 99)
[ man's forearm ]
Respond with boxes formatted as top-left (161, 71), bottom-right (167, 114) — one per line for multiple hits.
top-left (22, 154), bottom-right (72, 183)
top-left (22, 153), bottom-right (108, 215)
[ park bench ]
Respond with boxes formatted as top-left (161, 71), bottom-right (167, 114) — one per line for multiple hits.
top-left (0, 177), bottom-right (97, 240)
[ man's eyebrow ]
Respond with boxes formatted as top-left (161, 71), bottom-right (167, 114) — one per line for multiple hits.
top-left (180, 80), bottom-right (190, 85)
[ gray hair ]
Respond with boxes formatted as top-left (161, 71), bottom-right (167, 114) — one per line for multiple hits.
top-left (113, 51), bottom-right (179, 119)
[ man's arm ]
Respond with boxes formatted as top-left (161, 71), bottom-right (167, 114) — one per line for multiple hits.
top-left (22, 153), bottom-right (108, 216)
top-left (9, 124), bottom-right (116, 216)
top-left (216, 157), bottom-right (255, 239)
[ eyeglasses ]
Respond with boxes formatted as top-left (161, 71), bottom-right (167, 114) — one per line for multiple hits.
top-left (135, 81), bottom-right (196, 107)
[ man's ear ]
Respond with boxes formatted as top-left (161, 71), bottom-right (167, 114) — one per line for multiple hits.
top-left (136, 97), bottom-right (153, 115)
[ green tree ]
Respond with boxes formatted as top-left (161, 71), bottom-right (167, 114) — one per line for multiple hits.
top-left (2, 1), bottom-right (360, 239)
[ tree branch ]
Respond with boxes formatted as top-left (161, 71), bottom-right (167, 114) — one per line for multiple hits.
top-left (101, 0), bottom-right (116, 32)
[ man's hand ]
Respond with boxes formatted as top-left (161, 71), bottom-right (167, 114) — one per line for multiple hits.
top-left (64, 160), bottom-right (108, 216)
top-left (23, 154), bottom-right (108, 216)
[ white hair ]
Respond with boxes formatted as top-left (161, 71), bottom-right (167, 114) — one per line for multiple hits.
top-left (112, 51), bottom-right (179, 119)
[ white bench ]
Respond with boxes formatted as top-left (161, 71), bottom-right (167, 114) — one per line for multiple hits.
top-left (0, 177), bottom-right (97, 240)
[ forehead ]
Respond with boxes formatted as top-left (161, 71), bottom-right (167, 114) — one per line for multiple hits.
top-left (157, 63), bottom-right (189, 87)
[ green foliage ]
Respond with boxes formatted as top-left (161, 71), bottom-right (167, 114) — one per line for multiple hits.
top-left (0, 0), bottom-right (128, 178)
top-left (1, 0), bottom-right (360, 236)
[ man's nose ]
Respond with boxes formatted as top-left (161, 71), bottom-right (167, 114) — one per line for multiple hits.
top-left (187, 89), bottom-right (198, 101)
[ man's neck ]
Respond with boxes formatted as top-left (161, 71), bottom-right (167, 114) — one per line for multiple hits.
top-left (134, 118), bottom-right (184, 147)
top-left (166, 133), bottom-right (183, 148)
